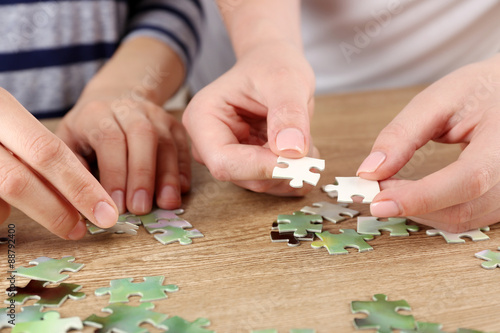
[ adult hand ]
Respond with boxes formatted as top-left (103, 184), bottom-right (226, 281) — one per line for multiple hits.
top-left (0, 88), bottom-right (118, 239)
top-left (183, 42), bottom-right (319, 195)
top-left (357, 54), bottom-right (500, 232)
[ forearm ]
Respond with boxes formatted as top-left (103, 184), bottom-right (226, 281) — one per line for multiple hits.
top-left (218, 0), bottom-right (302, 58)
top-left (80, 36), bottom-right (185, 105)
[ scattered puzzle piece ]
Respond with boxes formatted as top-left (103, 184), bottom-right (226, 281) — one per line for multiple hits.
top-left (475, 247), bottom-right (500, 269)
top-left (84, 302), bottom-right (168, 333)
top-left (311, 229), bottom-right (374, 255)
top-left (144, 219), bottom-right (193, 234)
top-left (351, 294), bottom-right (416, 333)
top-left (95, 276), bottom-right (178, 303)
top-left (322, 177), bottom-right (380, 203)
top-left (6, 280), bottom-right (85, 307)
top-left (290, 330), bottom-right (316, 333)
top-left (400, 321), bottom-right (446, 333)
top-left (0, 305), bottom-right (53, 328)
top-left (154, 226), bottom-right (204, 245)
top-left (11, 311), bottom-right (82, 333)
top-left (426, 227), bottom-right (490, 244)
top-left (357, 217), bottom-right (419, 237)
top-left (161, 316), bottom-right (214, 333)
top-left (14, 256), bottom-right (84, 283)
top-left (272, 156), bottom-right (325, 188)
top-left (277, 211), bottom-right (323, 237)
top-left (251, 330), bottom-right (277, 333)
top-left (138, 208), bottom-right (186, 227)
top-left (456, 329), bottom-right (490, 333)
top-left (86, 221), bottom-right (139, 235)
top-left (118, 212), bottom-right (143, 225)
top-left (300, 201), bottom-right (359, 223)
top-left (270, 222), bottom-right (314, 247)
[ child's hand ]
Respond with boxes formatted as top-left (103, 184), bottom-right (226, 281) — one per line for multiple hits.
top-left (0, 88), bottom-right (118, 239)
top-left (358, 54), bottom-right (500, 232)
top-left (183, 42), bottom-right (319, 195)
top-left (57, 95), bottom-right (191, 215)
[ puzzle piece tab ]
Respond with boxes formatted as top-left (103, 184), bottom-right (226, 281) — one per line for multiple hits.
top-left (475, 247), bottom-right (500, 269)
top-left (277, 211), bottom-right (323, 237)
top-left (154, 226), bottom-right (204, 245)
top-left (322, 177), bottom-right (380, 203)
top-left (426, 227), bottom-right (490, 244)
top-left (84, 302), bottom-right (168, 333)
top-left (138, 208), bottom-right (186, 227)
top-left (270, 222), bottom-right (314, 247)
top-left (272, 156), bottom-right (325, 188)
top-left (301, 201), bottom-right (359, 223)
top-left (400, 321), bottom-right (446, 333)
top-left (95, 276), bottom-right (178, 303)
top-left (15, 256), bottom-right (84, 283)
top-left (11, 311), bottom-right (82, 333)
top-left (162, 316), bottom-right (214, 333)
top-left (6, 280), bottom-right (85, 307)
top-left (357, 217), bottom-right (419, 236)
top-left (351, 294), bottom-right (416, 333)
top-left (311, 229), bottom-right (373, 255)
top-left (144, 219), bottom-right (193, 234)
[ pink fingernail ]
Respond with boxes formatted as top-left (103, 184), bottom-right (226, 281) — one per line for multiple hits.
top-left (111, 190), bottom-right (125, 214)
top-left (132, 189), bottom-right (150, 214)
top-left (160, 186), bottom-right (180, 204)
top-left (357, 152), bottom-right (386, 175)
top-left (94, 201), bottom-right (117, 228)
top-left (371, 200), bottom-right (401, 217)
top-left (276, 128), bottom-right (305, 153)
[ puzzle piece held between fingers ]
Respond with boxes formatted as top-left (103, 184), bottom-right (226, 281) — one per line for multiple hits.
top-left (87, 221), bottom-right (140, 235)
top-left (272, 156), bottom-right (325, 188)
top-left (11, 311), bottom-right (83, 333)
top-left (301, 201), bottom-right (359, 223)
top-left (95, 276), bottom-right (178, 303)
top-left (6, 280), bottom-right (85, 307)
top-left (311, 229), bottom-right (373, 255)
top-left (15, 256), bottom-right (84, 283)
top-left (322, 177), bottom-right (380, 203)
top-left (357, 217), bottom-right (419, 236)
top-left (475, 247), bottom-right (500, 269)
top-left (426, 227), bottom-right (490, 244)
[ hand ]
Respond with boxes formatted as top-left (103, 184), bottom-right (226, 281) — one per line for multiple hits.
top-left (0, 88), bottom-right (118, 239)
top-left (56, 94), bottom-right (191, 215)
top-left (183, 42), bottom-right (319, 195)
top-left (357, 54), bottom-right (500, 232)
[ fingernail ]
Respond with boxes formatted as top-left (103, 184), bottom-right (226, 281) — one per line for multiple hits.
top-left (94, 201), bottom-right (117, 228)
top-left (160, 186), bottom-right (180, 204)
top-left (371, 200), bottom-right (400, 217)
top-left (276, 128), bottom-right (305, 153)
top-left (132, 189), bottom-right (150, 214)
top-left (111, 190), bottom-right (125, 214)
top-left (67, 220), bottom-right (87, 240)
top-left (357, 151), bottom-right (386, 175)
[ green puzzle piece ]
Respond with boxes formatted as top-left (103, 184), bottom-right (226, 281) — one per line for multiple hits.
top-left (84, 302), bottom-right (167, 333)
top-left (251, 330), bottom-right (278, 333)
top-left (162, 316), bottom-right (214, 333)
top-left (11, 311), bottom-right (82, 333)
top-left (351, 294), bottom-right (416, 333)
top-left (6, 280), bottom-right (85, 307)
top-left (154, 226), bottom-right (204, 245)
top-left (357, 217), bottom-right (419, 236)
top-left (95, 275), bottom-right (178, 303)
top-left (475, 247), bottom-right (500, 269)
top-left (0, 305), bottom-right (55, 328)
top-left (277, 211), bottom-right (323, 237)
top-left (290, 330), bottom-right (316, 333)
top-left (401, 321), bottom-right (446, 332)
top-left (426, 227), bottom-right (490, 244)
top-left (15, 256), bottom-right (84, 283)
top-left (311, 229), bottom-right (374, 254)
top-left (137, 208), bottom-right (186, 227)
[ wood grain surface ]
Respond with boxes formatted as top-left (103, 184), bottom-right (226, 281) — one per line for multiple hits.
top-left (1, 86), bottom-right (498, 332)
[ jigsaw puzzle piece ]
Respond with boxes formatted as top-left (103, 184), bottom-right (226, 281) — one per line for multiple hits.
top-left (251, 330), bottom-right (278, 333)
top-left (5, 280), bottom-right (85, 307)
top-left (86, 221), bottom-right (139, 235)
top-left (95, 275), bottom-right (178, 303)
top-left (272, 156), bottom-right (325, 188)
top-left (11, 311), bottom-right (82, 333)
top-left (301, 201), bottom-right (359, 223)
top-left (277, 211), bottom-right (323, 237)
top-left (400, 321), bottom-right (446, 332)
top-left (290, 330), bottom-right (316, 333)
top-left (311, 229), bottom-right (374, 255)
top-left (0, 305), bottom-right (54, 328)
top-left (161, 316), bottom-right (214, 333)
top-left (426, 227), bottom-right (490, 244)
top-left (84, 302), bottom-right (168, 333)
top-left (270, 221), bottom-right (315, 246)
top-left (154, 226), bottom-right (204, 245)
top-left (475, 247), bottom-right (500, 269)
top-left (322, 177), bottom-right (380, 203)
top-left (357, 217), bottom-right (419, 236)
top-left (138, 208), bottom-right (186, 227)
top-left (456, 329), bottom-right (491, 333)
top-left (14, 256), bottom-right (84, 283)
top-left (144, 219), bottom-right (193, 234)
top-left (351, 294), bottom-right (416, 333)
top-left (118, 212), bottom-right (142, 225)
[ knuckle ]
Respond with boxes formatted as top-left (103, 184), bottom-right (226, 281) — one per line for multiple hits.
top-left (99, 125), bottom-right (124, 144)
top-left (128, 119), bottom-right (157, 139)
top-left (465, 166), bottom-right (494, 199)
top-left (28, 133), bottom-right (67, 169)
top-left (67, 179), bottom-right (97, 207)
top-left (48, 209), bottom-right (77, 235)
top-left (206, 156), bottom-right (231, 182)
top-left (0, 163), bottom-right (30, 198)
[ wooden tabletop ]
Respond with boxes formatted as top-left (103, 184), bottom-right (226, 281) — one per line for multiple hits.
top-left (1, 86), bottom-right (499, 332)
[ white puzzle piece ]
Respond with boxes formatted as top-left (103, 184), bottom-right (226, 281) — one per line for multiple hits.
top-left (426, 227), bottom-right (490, 244)
top-left (272, 156), bottom-right (325, 188)
top-left (300, 201), bottom-right (359, 223)
top-left (322, 177), bottom-right (380, 203)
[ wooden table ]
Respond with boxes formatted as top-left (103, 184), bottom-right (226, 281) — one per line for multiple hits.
top-left (1, 86), bottom-right (499, 332)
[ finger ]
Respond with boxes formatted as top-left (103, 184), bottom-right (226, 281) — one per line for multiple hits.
top-left (170, 121), bottom-right (191, 193)
top-left (409, 208), bottom-right (500, 233)
top-left (114, 107), bottom-right (158, 215)
top-left (0, 92), bottom-right (118, 228)
top-left (233, 179), bottom-right (313, 196)
top-left (55, 121), bottom-right (91, 171)
top-left (0, 146), bottom-right (86, 239)
top-left (0, 198), bottom-right (11, 225)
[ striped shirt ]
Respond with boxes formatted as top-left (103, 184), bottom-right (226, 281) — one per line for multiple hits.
top-left (0, 0), bottom-right (202, 118)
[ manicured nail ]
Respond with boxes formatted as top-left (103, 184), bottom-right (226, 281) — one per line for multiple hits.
top-left (94, 201), bottom-right (117, 228)
top-left (67, 220), bottom-right (87, 240)
top-left (160, 186), bottom-right (180, 204)
top-left (111, 190), bottom-right (125, 214)
top-left (132, 189), bottom-right (150, 214)
top-left (276, 128), bottom-right (305, 153)
top-left (371, 200), bottom-right (401, 217)
top-left (357, 151), bottom-right (386, 175)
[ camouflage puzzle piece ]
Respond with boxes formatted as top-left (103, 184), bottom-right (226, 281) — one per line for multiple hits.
top-left (0, 305), bottom-right (56, 328)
